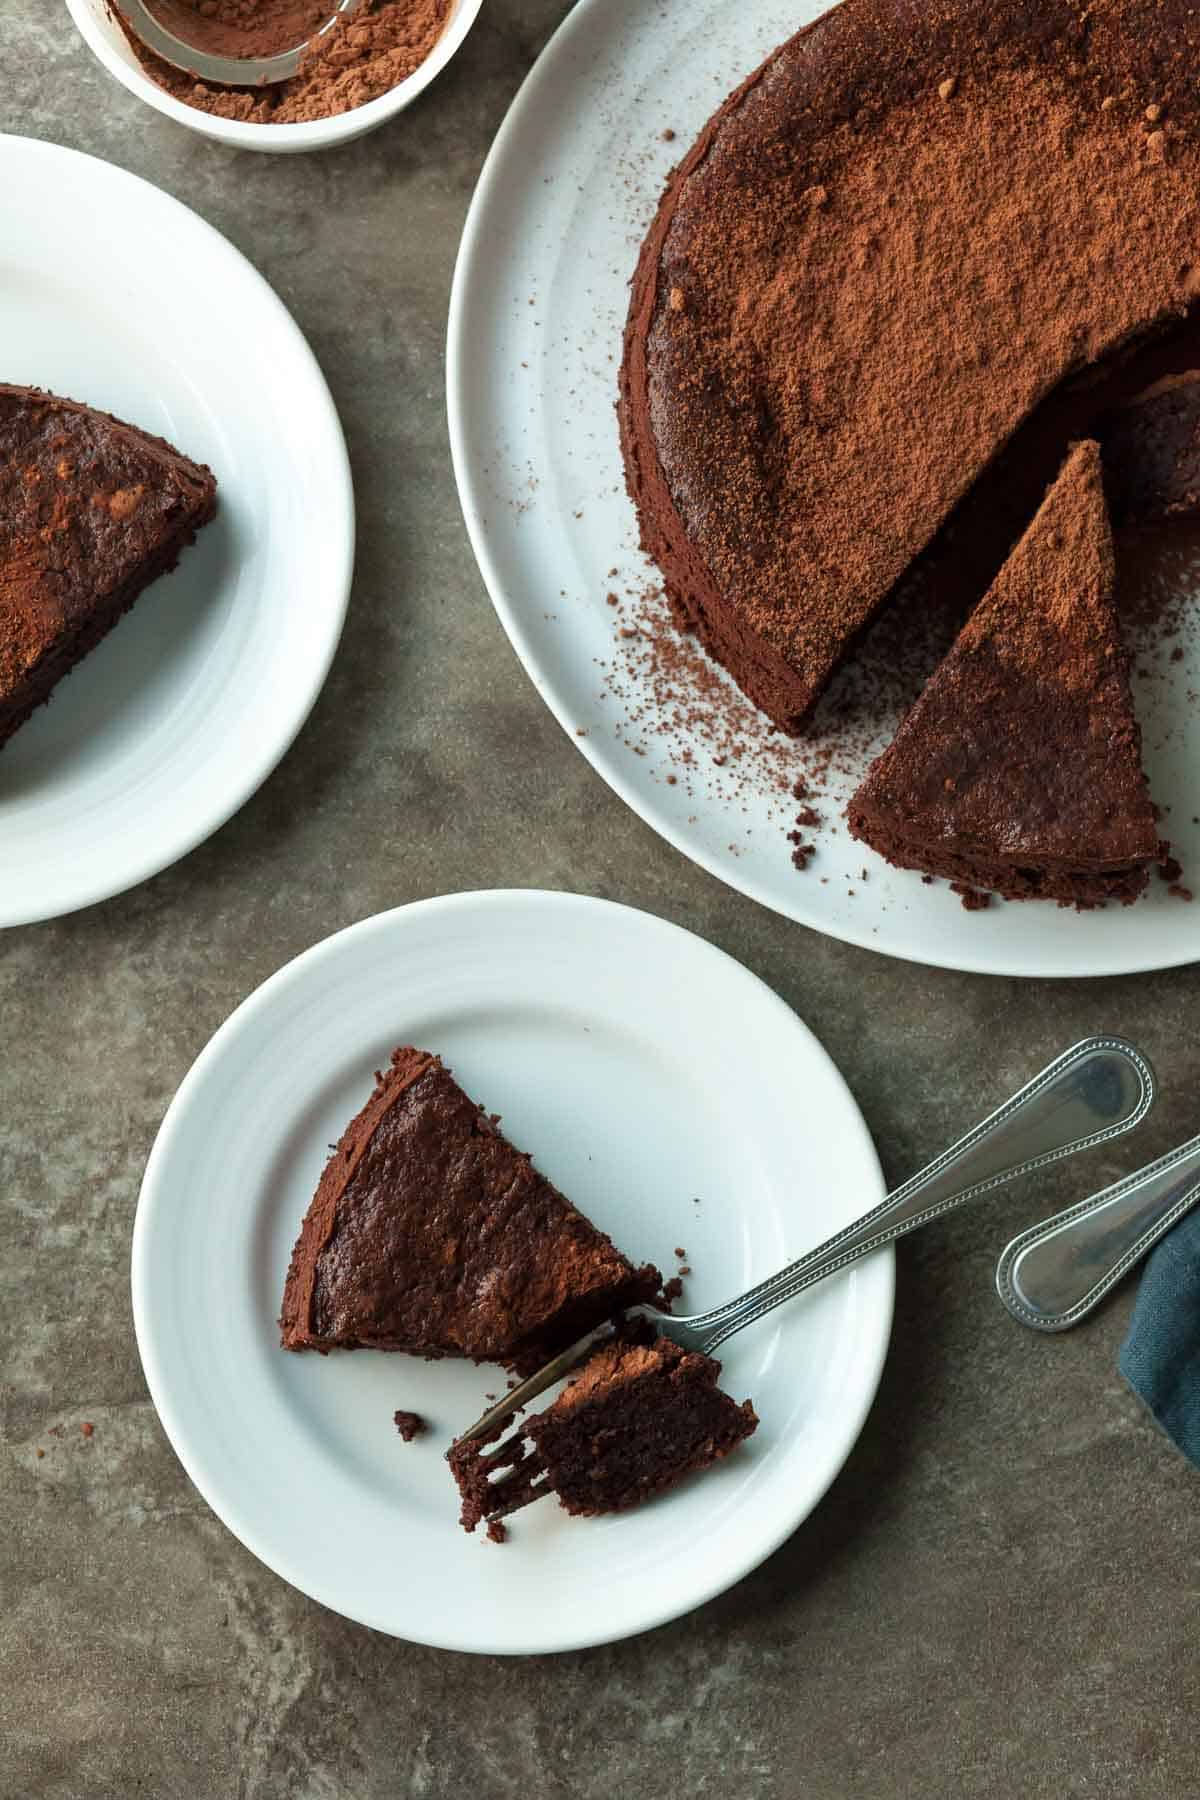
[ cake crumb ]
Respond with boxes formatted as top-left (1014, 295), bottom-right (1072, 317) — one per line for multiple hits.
top-left (393, 1410), bottom-right (425, 1442)
top-left (1169, 884), bottom-right (1194, 902)
top-left (80, 1421), bottom-right (94, 1439)
top-left (662, 1275), bottom-right (684, 1303)
top-left (486, 1519), bottom-right (508, 1544)
top-left (950, 883), bottom-right (990, 911)
top-left (674, 1247), bottom-right (687, 1259)
top-left (661, 127), bottom-right (676, 141)
top-left (1159, 856), bottom-right (1183, 882)
top-left (938, 75), bottom-right (958, 100)
top-left (35, 1448), bottom-right (44, 1459)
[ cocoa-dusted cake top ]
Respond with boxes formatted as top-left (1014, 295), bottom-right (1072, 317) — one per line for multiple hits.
top-left (620, 0), bottom-right (1200, 729)
top-left (0, 384), bottom-right (216, 730)
top-left (279, 1049), bottom-right (662, 1372)
top-left (847, 441), bottom-right (1159, 903)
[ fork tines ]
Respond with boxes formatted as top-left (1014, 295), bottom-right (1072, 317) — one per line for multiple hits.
top-left (448, 1421), bottom-right (553, 1532)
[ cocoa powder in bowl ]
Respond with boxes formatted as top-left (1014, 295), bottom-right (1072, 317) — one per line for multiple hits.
top-left (121, 0), bottom-right (453, 124)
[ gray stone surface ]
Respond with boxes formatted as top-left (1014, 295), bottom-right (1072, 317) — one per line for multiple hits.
top-left (3, 4), bottom-right (1200, 1795)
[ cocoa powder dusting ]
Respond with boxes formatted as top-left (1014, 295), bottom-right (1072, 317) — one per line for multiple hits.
top-left (123, 0), bottom-right (451, 123)
top-left (608, 3), bottom-right (1200, 911)
top-left (144, 0), bottom-right (332, 58)
top-left (597, 578), bottom-right (800, 799)
top-left (628, 6), bottom-right (1200, 731)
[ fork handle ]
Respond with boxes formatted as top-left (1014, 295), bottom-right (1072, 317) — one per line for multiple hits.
top-left (995, 1129), bottom-right (1200, 1332)
top-left (695, 1036), bottom-right (1154, 1353)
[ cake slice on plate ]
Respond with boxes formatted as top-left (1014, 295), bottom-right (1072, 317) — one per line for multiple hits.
top-left (279, 1049), bottom-right (663, 1374)
top-left (448, 1333), bottom-right (758, 1535)
top-left (847, 440), bottom-right (1160, 907)
top-left (0, 385), bottom-right (217, 749)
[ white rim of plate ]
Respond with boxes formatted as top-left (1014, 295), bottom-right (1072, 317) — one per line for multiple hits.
top-left (0, 135), bottom-right (353, 926)
top-left (132, 889), bottom-right (894, 1652)
top-left (445, 0), bottom-right (1200, 982)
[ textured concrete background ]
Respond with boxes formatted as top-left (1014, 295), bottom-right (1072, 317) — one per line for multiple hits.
top-left (3, 3), bottom-right (1200, 1795)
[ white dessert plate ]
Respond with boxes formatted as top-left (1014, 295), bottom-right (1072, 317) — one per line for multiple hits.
top-left (447, 0), bottom-right (1200, 978)
top-left (133, 890), bottom-right (893, 1654)
top-left (0, 135), bottom-right (352, 927)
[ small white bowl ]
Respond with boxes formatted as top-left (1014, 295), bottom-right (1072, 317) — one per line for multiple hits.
top-left (64, 0), bottom-right (485, 154)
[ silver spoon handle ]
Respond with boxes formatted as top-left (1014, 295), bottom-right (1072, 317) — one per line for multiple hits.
top-left (995, 1130), bottom-right (1200, 1333)
top-left (695, 1036), bottom-right (1155, 1353)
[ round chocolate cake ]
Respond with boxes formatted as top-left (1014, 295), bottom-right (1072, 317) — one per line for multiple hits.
top-left (618, 0), bottom-right (1200, 736)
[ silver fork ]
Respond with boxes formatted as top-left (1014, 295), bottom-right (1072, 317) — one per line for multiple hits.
top-left (456, 1035), bottom-right (1155, 1449)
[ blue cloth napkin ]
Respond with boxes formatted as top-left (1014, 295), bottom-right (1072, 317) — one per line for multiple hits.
top-left (1120, 1203), bottom-right (1200, 1467)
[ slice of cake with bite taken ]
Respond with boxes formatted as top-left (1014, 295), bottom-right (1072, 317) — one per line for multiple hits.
top-left (847, 441), bottom-right (1160, 908)
top-left (448, 1333), bottom-right (758, 1535)
top-left (0, 385), bottom-right (217, 749)
top-left (279, 1049), bottom-right (663, 1374)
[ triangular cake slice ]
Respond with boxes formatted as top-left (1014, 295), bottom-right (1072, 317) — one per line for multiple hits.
top-left (279, 1049), bottom-right (664, 1373)
top-left (0, 385), bottom-right (217, 749)
top-left (448, 1332), bottom-right (758, 1536)
top-left (847, 441), bottom-right (1159, 907)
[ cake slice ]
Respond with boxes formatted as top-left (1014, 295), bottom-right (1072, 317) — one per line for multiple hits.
top-left (847, 441), bottom-right (1160, 907)
top-left (448, 1333), bottom-right (758, 1534)
top-left (1098, 372), bottom-right (1200, 527)
top-left (0, 385), bottom-right (217, 749)
top-left (279, 1049), bottom-right (663, 1373)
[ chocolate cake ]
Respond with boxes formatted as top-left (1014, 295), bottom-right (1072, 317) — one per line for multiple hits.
top-left (1098, 373), bottom-right (1200, 527)
top-left (279, 1049), bottom-right (663, 1372)
top-left (0, 385), bottom-right (217, 749)
top-left (449, 1334), bottom-right (758, 1534)
top-left (847, 442), bottom-right (1160, 906)
top-left (618, 0), bottom-right (1200, 733)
